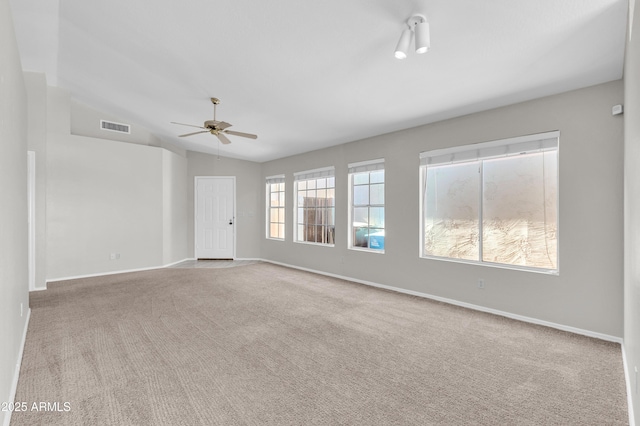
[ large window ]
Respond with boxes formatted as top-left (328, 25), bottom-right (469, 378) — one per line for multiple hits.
top-left (348, 159), bottom-right (385, 252)
top-left (266, 175), bottom-right (285, 240)
top-left (420, 132), bottom-right (559, 273)
top-left (294, 167), bottom-right (335, 245)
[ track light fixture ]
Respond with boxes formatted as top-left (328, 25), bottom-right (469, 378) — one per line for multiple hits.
top-left (394, 14), bottom-right (430, 59)
top-left (394, 28), bottom-right (412, 59)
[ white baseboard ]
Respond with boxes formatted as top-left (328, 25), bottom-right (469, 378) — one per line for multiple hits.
top-left (622, 344), bottom-right (637, 426)
top-left (163, 258), bottom-right (194, 267)
top-left (45, 258), bottom-right (193, 284)
top-left (3, 308), bottom-right (31, 426)
top-left (262, 259), bottom-right (623, 344)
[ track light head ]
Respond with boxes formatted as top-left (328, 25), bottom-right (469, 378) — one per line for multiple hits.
top-left (394, 28), bottom-right (412, 59)
top-left (414, 20), bottom-right (430, 54)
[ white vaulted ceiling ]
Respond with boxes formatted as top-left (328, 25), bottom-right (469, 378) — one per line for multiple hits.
top-left (9, 0), bottom-right (628, 162)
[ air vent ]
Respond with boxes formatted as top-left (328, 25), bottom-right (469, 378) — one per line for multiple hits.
top-left (100, 120), bottom-right (131, 134)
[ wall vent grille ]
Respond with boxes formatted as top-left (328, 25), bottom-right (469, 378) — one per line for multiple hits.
top-left (100, 120), bottom-right (131, 134)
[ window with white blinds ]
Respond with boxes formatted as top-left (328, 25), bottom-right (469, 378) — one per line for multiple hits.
top-left (294, 167), bottom-right (335, 245)
top-left (266, 175), bottom-right (285, 240)
top-left (348, 159), bottom-right (385, 252)
top-left (420, 132), bottom-right (559, 273)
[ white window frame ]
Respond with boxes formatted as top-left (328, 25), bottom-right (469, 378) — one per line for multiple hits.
top-left (419, 131), bottom-right (560, 274)
top-left (293, 166), bottom-right (336, 247)
top-left (266, 175), bottom-right (286, 241)
top-left (348, 159), bottom-right (385, 254)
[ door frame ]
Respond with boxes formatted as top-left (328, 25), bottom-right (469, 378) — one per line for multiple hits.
top-left (194, 176), bottom-right (237, 259)
top-left (27, 151), bottom-right (35, 291)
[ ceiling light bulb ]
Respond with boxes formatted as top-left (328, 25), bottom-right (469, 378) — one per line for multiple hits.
top-left (394, 28), bottom-right (412, 59)
top-left (414, 20), bottom-right (430, 54)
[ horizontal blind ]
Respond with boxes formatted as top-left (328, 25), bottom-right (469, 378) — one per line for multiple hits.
top-left (348, 158), bottom-right (384, 174)
top-left (420, 131), bottom-right (559, 166)
top-left (265, 174), bottom-right (285, 185)
top-left (294, 166), bottom-right (335, 181)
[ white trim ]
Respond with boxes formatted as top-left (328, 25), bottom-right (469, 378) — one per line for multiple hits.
top-left (27, 152), bottom-right (36, 292)
top-left (419, 165), bottom-right (426, 258)
top-left (266, 178), bottom-right (286, 240)
top-left (348, 246), bottom-right (385, 254)
top-left (623, 344), bottom-right (637, 426)
top-left (45, 258), bottom-right (192, 284)
top-left (293, 166), bottom-right (335, 180)
top-left (348, 158), bottom-right (385, 173)
top-left (260, 259), bottom-right (622, 343)
top-left (266, 237), bottom-right (285, 242)
top-left (293, 241), bottom-right (335, 248)
top-left (420, 130), bottom-right (559, 165)
top-left (163, 258), bottom-right (193, 267)
top-left (421, 253), bottom-right (559, 275)
top-left (265, 174), bottom-right (285, 184)
top-left (4, 309), bottom-right (30, 426)
top-left (348, 158), bottom-right (384, 168)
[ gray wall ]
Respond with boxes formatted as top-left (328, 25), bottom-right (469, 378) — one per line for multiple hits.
top-left (624, 0), bottom-right (640, 422)
top-left (163, 149), bottom-right (188, 265)
top-left (0, 0), bottom-right (30, 424)
top-left (187, 151), bottom-right (262, 259)
top-left (45, 86), bottom-right (189, 280)
top-left (47, 133), bottom-right (164, 278)
top-left (262, 81), bottom-right (624, 338)
top-left (70, 99), bottom-right (186, 157)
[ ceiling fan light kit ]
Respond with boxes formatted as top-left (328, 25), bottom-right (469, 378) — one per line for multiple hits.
top-left (395, 13), bottom-right (430, 59)
top-left (171, 97), bottom-right (257, 145)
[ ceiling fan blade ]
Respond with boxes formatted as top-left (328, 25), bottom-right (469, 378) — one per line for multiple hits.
top-left (214, 121), bottom-right (233, 130)
top-left (171, 121), bottom-right (206, 129)
top-left (179, 130), bottom-right (210, 137)
top-left (224, 130), bottom-right (258, 139)
top-left (217, 132), bottom-right (232, 145)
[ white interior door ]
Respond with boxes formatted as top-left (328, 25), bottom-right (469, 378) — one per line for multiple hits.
top-left (195, 177), bottom-right (235, 259)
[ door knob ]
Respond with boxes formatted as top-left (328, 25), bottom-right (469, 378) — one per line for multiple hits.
top-left (229, 219), bottom-right (233, 225)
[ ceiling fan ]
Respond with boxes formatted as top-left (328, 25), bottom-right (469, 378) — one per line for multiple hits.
top-left (171, 97), bottom-right (257, 144)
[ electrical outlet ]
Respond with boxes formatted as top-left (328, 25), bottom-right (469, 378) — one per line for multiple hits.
top-left (110, 253), bottom-right (116, 260)
top-left (477, 279), bottom-right (485, 289)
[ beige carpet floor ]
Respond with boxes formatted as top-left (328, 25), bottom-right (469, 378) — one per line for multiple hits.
top-left (12, 263), bottom-right (628, 425)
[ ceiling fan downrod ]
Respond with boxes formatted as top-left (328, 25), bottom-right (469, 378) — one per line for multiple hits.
top-left (211, 97), bottom-right (219, 121)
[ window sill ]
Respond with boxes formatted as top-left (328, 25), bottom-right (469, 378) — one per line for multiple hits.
top-left (348, 247), bottom-right (385, 254)
top-left (420, 254), bottom-right (558, 275)
top-left (266, 237), bottom-right (285, 242)
top-left (294, 241), bottom-right (335, 247)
